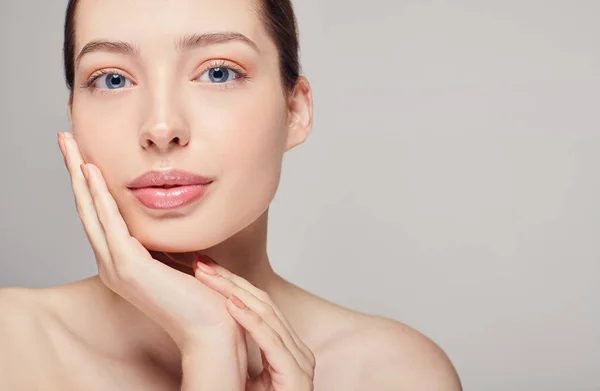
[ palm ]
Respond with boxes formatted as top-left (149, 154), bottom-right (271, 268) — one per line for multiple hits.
top-left (107, 241), bottom-right (239, 335)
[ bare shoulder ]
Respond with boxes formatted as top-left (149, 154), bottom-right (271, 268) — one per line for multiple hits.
top-left (315, 308), bottom-right (462, 391)
top-left (0, 287), bottom-right (48, 349)
top-left (354, 315), bottom-right (462, 390)
top-left (0, 287), bottom-right (59, 388)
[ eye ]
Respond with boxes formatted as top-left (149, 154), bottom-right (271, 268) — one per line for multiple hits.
top-left (198, 67), bottom-right (239, 83)
top-left (194, 62), bottom-right (250, 89)
top-left (88, 71), bottom-right (133, 90)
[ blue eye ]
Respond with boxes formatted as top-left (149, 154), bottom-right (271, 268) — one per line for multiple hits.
top-left (89, 71), bottom-right (133, 90)
top-left (198, 67), bottom-right (240, 83)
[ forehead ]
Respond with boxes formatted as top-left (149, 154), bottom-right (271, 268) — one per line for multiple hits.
top-left (75, 0), bottom-right (267, 53)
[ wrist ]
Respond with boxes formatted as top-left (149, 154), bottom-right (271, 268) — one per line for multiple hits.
top-left (180, 327), bottom-right (248, 391)
top-left (181, 323), bottom-right (244, 354)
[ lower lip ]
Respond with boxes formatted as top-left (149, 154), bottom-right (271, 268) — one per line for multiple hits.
top-left (129, 184), bottom-right (210, 210)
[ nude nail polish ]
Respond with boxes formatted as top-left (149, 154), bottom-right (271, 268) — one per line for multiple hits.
top-left (196, 261), bottom-right (218, 276)
top-left (230, 294), bottom-right (247, 310)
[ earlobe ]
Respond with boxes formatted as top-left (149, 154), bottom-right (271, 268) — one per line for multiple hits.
top-left (285, 76), bottom-right (314, 152)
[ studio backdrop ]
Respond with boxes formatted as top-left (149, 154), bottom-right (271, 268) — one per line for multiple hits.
top-left (0, 1), bottom-right (598, 390)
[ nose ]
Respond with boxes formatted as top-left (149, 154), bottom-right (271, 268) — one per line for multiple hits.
top-left (139, 96), bottom-right (190, 152)
top-left (140, 122), bottom-right (189, 152)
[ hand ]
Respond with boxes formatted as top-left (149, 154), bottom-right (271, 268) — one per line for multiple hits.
top-left (192, 258), bottom-right (316, 390)
top-left (57, 131), bottom-right (315, 390)
top-left (57, 132), bottom-right (245, 351)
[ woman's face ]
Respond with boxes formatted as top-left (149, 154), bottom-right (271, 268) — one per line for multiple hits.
top-left (68, 0), bottom-right (311, 252)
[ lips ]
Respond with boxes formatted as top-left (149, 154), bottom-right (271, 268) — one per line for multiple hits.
top-left (127, 169), bottom-right (213, 189)
top-left (127, 169), bottom-right (214, 210)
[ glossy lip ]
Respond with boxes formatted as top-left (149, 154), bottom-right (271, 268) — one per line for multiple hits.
top-left (127, 169), bottom-right (214, 210)
top-left (129, 184), bottom-right (210, 210)
top-left (127, 169), bottom-right (214, 189)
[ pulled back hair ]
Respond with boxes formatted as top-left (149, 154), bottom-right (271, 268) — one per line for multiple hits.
top-left (62, 0), bottom-right (301, 99)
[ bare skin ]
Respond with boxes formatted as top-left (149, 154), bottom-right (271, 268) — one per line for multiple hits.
top-left (0, 0), bottom-right (462, 389)
top-left (0, 271), bottom-right (461, 390)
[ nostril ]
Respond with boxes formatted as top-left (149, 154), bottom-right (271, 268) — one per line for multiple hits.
top-left (141, 135), bottom-right (184, 149)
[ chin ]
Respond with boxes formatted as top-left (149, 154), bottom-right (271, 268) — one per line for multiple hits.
top-left (123, 208), bottom-right (269, 254)
top-left (117, 179), bottom-right (278, 253)
top-left (129, 223), bottom-right (231, 253)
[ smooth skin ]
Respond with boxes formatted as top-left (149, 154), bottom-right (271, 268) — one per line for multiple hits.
top-left (60, 132), bottom-right (314, 390)
top-left (0, 0), bottom-right (462, 390)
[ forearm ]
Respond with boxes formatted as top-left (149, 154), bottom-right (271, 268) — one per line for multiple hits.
top-left (180, 330), bottom-right (248, 391)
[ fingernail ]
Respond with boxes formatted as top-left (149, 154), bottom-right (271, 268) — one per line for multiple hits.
top-left (196, 261), bottom-right (218, 276)
top-left (63, 132), bottom-right (74, 139)
top-left (230, 294), bottom-right (247, 310)
top-left (80, 164), bottom-right (89, 181)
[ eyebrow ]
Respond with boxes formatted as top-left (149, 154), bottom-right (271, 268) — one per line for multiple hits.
top-left (75, 32), bottom-right (260, 70)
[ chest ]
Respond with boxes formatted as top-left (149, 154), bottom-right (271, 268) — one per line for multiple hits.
top-left (37, 324), bottom-right (365, 391)
top-left (61, 359), bottom-right (179, 391)
top-left (35, 333), bottom-right (180, 391)
top-left (35, 352), bottom-right (363, 391)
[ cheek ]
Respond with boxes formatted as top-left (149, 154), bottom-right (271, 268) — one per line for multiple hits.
top-left (192, 83), bottom-right (288, 174)
top-left (203, 89), bottom-right (288, 219)
top-left (219, 95), bottom-right (287, 176)
top-left (71, 94), bottom-right (139, 182)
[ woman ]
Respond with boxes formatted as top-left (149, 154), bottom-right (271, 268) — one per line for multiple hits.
top-left (0, 0), bottom-right (462, 389)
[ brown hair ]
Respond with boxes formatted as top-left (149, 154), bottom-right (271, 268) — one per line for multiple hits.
top-left (62, 0), bottom-right (301, 100)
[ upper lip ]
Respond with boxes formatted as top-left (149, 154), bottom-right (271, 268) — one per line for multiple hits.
top-left (127, 169), bottom-right (214, 189)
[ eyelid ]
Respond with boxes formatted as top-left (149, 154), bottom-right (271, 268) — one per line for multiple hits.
top-left (194, 59), bottom-right (247, 79)
top-left (83, 68), bottom-right (135, 88)
top-left (191, 60), bottom-right (251, 91)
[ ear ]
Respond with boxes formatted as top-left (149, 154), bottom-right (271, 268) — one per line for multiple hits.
top-left (284, 76), bottom-right (313, 152)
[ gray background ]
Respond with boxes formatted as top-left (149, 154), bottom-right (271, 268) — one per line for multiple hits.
top-left (1, 1), bottom-right (598, 390)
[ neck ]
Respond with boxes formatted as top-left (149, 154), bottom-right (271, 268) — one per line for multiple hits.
top-left (92, 209), bottom-right (289, 378)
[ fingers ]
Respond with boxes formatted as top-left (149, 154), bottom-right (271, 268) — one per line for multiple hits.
top-left (199, 256), bottom-right (314, 365)
top-left (59, 132), bottom-right (147, 284)
top-left (59, 132), bottom-right (112, 267)
top-left (84, 163), bottom-right (158, 283)
top-left (225, 293), bottom-right (313, 385)
top-left (194, 259), bottom-right (315, 377)
top-left (83, 165), bottom-right (132, 251)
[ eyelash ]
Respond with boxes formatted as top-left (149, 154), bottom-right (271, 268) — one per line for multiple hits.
top-left (80, 60), bottom-right (251, 96)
